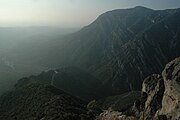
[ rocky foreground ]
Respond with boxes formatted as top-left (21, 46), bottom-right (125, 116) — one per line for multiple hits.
top-left (97, 57), bottom-right (180, 120)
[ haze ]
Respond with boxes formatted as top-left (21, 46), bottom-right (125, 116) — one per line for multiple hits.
top-left (0, 0), bottom-right (180, 27)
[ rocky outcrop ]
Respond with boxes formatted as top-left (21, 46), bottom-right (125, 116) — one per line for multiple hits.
top-left (133, 57), bottom-right (180, 120)
top-left (96, 109), bottom-right (135, 120)
top-left (132, 74), bottom-right (165, 119)
top-left (158, 57), bottom-right (180, 119)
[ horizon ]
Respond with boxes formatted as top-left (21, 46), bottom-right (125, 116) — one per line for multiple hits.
top-left (0, 0), bottom-right (180, 28)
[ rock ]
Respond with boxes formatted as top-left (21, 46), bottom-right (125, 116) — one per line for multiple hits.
top-left (132, 74), bottom-right (165, 119)
top-left (132, 57), bottom-right (180, 120)
top-left (158, 57), bottom-right (180, 119)
top-left (96, 110), bottom-right (135, 120)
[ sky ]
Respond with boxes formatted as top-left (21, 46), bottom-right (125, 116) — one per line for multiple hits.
top-left (0, 0), bottom-right (180, 27)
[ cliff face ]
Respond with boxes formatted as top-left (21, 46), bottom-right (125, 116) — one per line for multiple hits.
top-left (159, 57), bottom-right (180, 119)
top-left (133, 57), bottom-right (180, 120)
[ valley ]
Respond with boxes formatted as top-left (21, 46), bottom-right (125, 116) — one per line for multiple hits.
top-left (0, 27), bottom-right (79, 95)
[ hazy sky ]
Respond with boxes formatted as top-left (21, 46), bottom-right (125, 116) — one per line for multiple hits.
top-left (0, 0), bottom-right (180, 27)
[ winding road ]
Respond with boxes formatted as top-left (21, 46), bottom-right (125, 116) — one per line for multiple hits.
top-left (51, 70), bottom-right (59, 86)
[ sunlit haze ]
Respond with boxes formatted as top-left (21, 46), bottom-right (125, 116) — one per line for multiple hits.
top-left (0, 0), bottom-right (180, 27)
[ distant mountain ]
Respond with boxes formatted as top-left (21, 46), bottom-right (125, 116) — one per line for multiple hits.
top-left (5, 6), bottom-right (180, 97)
top-left (0, 27), bottom-right (80, 95)
top-left (0, 27), bottom-right (79, 51)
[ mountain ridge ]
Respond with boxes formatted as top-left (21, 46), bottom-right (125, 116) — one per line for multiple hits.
top-left (0, 81), bottom-right (94, 120)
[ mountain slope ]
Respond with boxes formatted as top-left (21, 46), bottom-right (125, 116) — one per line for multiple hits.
top-left (0, 81), bottom-right (93, 120)
top-left (15, 67), bottom-right (101, 99)
top-left (95, 7), bottom-right (180, 96)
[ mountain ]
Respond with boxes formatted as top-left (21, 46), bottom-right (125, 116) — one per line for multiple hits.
top-left (0, 6), bottom-right (180, 120)
top-left (4, 6), bottom-right (180, 97)
top-left (0, 81), bottom-right (94, 120)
